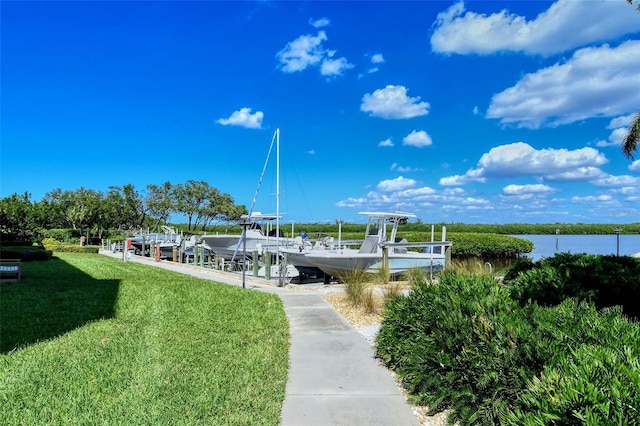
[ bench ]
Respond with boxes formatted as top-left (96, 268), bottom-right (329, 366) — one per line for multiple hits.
top-left (0, 259), bottom-right (22, 283)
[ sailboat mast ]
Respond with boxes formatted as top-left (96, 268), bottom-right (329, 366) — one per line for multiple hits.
top-left (276, 128), bottom-right (280, 269)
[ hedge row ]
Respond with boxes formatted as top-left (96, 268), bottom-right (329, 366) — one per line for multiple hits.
top-left (505, 253), bottom-right (640, 319)
top-left (41, 238), bottom-right (100, 254)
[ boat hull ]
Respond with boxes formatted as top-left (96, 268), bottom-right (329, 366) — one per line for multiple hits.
top-left (201, 233), bottom-right (293, 261)
top-left (284, 248), bottom-right (445, 278)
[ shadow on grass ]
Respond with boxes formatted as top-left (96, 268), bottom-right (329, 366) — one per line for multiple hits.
top-left (0, 257), bottom-right (119, 353)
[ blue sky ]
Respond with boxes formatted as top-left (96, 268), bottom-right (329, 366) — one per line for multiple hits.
top-left (2, 0), bottom-right (639, 225)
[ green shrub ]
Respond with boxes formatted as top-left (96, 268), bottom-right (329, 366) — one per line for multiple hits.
top-left (376, 270), bottom-right (640, 425)
top-left (41, 238), bottom-right (99, 254)
top-left (507, 302), bottom-right (640, 425)
top-left (505, 253), bottom-right (640, 319)
top-left (447, 233), bottom-right (534, 259)
top-left (376, 271), bottom-right (537, 425)
top-left (0, 247), bottom-right (52, 261)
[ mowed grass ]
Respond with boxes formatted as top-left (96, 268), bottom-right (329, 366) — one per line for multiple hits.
top-left (0, 253), bottom-right (289, 425)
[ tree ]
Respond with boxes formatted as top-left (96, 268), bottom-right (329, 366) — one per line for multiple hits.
top-left (628, 0), bottom-right (640, 12)
top-left (98, 185), bottom-right (146, 232)
top-left (0, 192), bottom-right (33, 240)
top-left (146, 181), bottom-right (174, 230)
top-left (197, 191), bottom-right (247, 232)
top-left (622, 112), bottom-right (640, 160)
top-left (172, 180), bottom-right (246, 232)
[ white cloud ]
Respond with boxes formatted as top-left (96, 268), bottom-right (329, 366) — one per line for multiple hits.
top-left (397, 165), bottom-right (422, 173)
top-left (310, 17), bottom-right (330, 28)
top-left (545, 167), bottom-right (607, 182)
top-left (216, 107), bottom-right (263, 129)
top-left (377, 176), bottom-right (417, 192)
top-left (486, 41), bottom-right (640, 129)
top-left (361, 53), bottom-right (385, 76)
top-left (431, 0), bottom-right (639, 55)
top-left (630, 160), bottom-right (640, 173)
top-left (571, 194), bottom-right (613, 203)
top-left (608, 113), bottom-right (637, 130)
top-left (378, 138), bottom-right (394, 147)
top-left (439, 142), bottom-right (608, 185)
top-left (276, 30), bottom-right (352, 78)
top-left (402, 130), bottom-right (433, 148)
top-left (591, 174), bottom-right (640, 187)
top-left (503, 184), bottom-right (555, 195)
top-left (361, 85), bottom-right (430, 119)
top-left (371, 53), bottom-right (385, 64)
top-left (320, 55), bottom-right (354, 76)
top-left (276, 31), bottom-right (327, 73)
top-left (597, 127), bottom-right (628, 148)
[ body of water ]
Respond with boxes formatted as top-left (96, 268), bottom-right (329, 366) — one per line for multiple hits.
top-left (517, 234), bottom-right (640, 261)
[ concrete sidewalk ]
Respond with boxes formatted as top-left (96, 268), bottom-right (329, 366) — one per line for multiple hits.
top-left (99, 251), bottom-right (419, 425)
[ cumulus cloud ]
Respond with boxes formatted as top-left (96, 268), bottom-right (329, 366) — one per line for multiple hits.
top-left (361, 85), bottom-right (430, 119)
top-left (371, 53), bottom-right (385, 64)
top-left (362, 53), bottom-right (385, 75)
top-left (486, 41), bottom-right (640, 128)
top-left (216, 107), bottom-right (263, 129)
top-left (391, 163), bottom-right (421, 173)
top-left (597, 113), bottom-right (636, 148)
top-left (377, 176), bottom-right (417, 192)
top-left (545, 167), bottom-right (607, 182)
top-left (630, 160), bottom-right (640, 173)
top-left (591, 174), bottom-right (640, 187)
top-left (503, 184), bottom-right (556, 195)
top-left (310, 17), bottom-right (330, 28)
top-left (402, 130), bottom-right (433, 147)
top-left (431, 0), bottom-right (639, 55)
top-left (439, 142), bottom-right (608, 185)
top-left (571, 194), bottom-right (613, 203)
top-left (276, 29), bottom-right (352, 78)
top-left (276, 31), bottom-right (327, 72)
top-left (320, 54), bottom-right (354, 76)
top-left (378, 138), bottom-right (394, 147)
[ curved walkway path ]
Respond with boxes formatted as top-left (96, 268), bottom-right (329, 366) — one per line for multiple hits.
top-left (100, 250), bottom-right (419, 425)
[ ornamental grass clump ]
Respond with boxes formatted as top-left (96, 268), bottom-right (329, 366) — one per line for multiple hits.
top-left (340, 268), bottom-right (371, 307)
top-left (402, 267), bottom-right (429, 287)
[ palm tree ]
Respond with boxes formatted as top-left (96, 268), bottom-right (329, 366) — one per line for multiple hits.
top-left (622, 112), bottom-right (640, 159)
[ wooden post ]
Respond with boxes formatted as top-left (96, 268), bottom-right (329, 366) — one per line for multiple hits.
top-left (265, 251), bottom-right (271, 280)
top-left (253, 250), bottom-right (259, 277)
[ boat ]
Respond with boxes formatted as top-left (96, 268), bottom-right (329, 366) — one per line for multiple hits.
top-left (201, 128), bottom-right (300, 270)
top-left (127, 226), bottom-right (180, 257)
top-left (200, 212), bottom-right (293, 261)
top-left (281, 212), bottom-right (452, 280)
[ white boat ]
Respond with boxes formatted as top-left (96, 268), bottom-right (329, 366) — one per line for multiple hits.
top-left (200, 212), bottom-right (293, 261)
top-left (281, 212), bottom-right (452, 279)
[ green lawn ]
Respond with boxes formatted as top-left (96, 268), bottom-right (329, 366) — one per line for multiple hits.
top-left (0, 253), bottom-right (289, 425)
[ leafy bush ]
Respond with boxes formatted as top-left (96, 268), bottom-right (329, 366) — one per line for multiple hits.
top-left (0, 247), bottom-right (52, 261)
top-left (505, 253), bottom-right (640, 319)
top-left (447, 233), bottom-right (534, 259)
top-left (507, 302), bottom-right (640, 425)
top-left (376, 271), bottom-right (640, 425)
top-left (41, 238), bottom-right (99, 254)
top-left (376, 272), bottom-right (537, 424)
